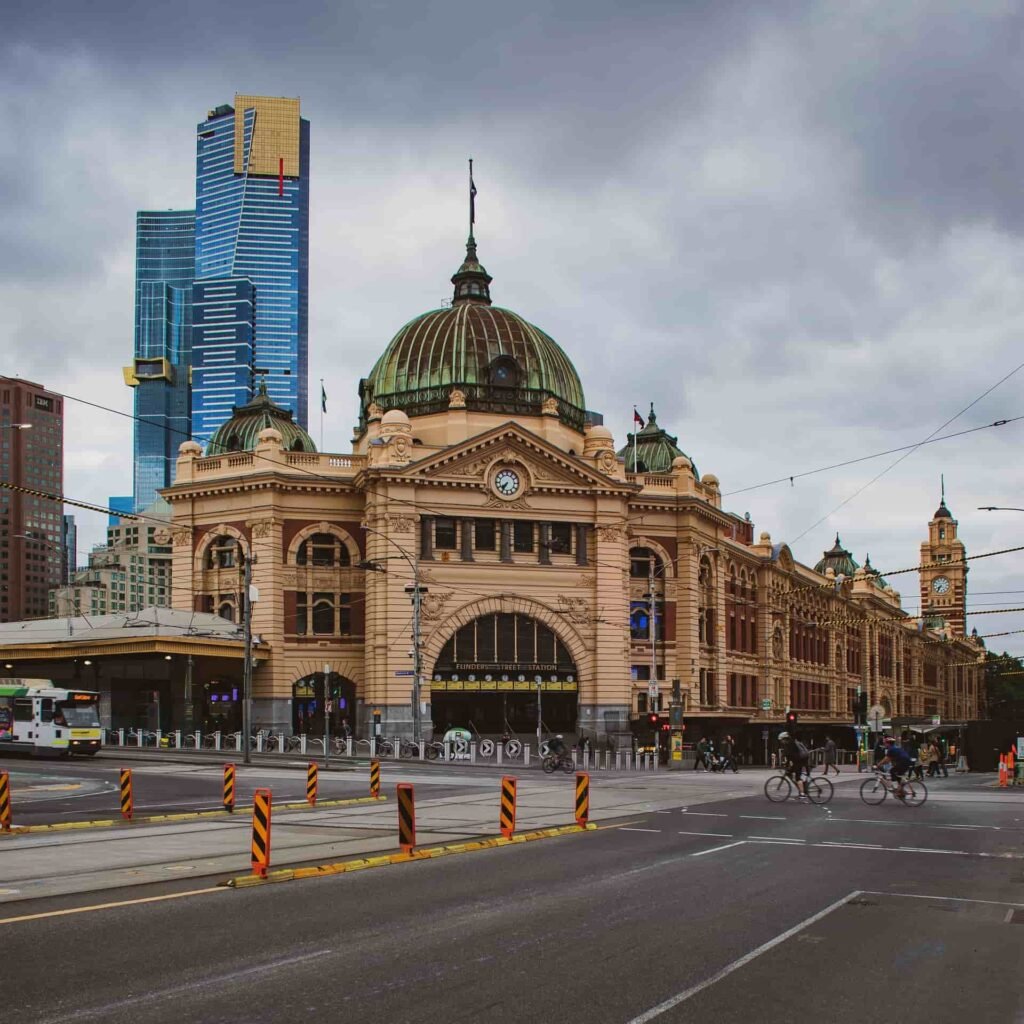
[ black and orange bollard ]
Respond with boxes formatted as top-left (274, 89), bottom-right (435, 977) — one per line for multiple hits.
top-left (306, 761), bottom-right (319, 806)
top-left (574, 771), bottom-right (590, 827)
top-left (0, 771), bottom-right (11, 832)
top-left (397, 783), bottom-right (416, 852)
top-left (251, 787), bottom-right (273, 878)
top-left (370, 758), bottom-right (380, 798)
top-left (223, 763), bottom-right (236, 812)
top-left (499, 775), bottom-right (517, 839)
top-left (119, 767), bottom-right (134, 821)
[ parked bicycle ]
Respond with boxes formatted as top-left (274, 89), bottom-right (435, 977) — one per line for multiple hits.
top-left (764, 767), bottom-right (833, 804)
top-left (860, 767), bottom-right (927, 807)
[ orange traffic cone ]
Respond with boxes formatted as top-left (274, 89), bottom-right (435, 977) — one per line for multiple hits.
top-left (998, 754), bottom-right (1008, 787)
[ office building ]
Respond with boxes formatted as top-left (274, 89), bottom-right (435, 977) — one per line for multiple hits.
top-left (61, 514), bottom-right (77, 585)
top-left (124, 210), bottom-right (196, 512)
top-left (0, 376), bottom-right (64, 622)
top-left (191, 95), bottom-right (309, 441)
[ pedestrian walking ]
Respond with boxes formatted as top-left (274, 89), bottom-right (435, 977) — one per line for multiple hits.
top-left (694, 737), bottom-right (709, 772)
top-left (822, 736), bottom-right (840, 775)
top-left (720, 734), bottom-right (739, 773)
top-left (926, 740), bottom-right (941, 778)
top-left (933, 739), bottom-right (948, 778)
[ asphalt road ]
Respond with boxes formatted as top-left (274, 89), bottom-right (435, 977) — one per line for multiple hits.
top-left (2, 769), bottom-right (1020, 1023)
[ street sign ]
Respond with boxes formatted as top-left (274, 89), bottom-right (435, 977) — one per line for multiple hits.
top-left (930, 715), bottom-right (941, 726)
top-left (647, 682), bottom-right (658, 703)
top-left (761, 699), bottom-right (772, 711)
top-left (761, 728), bottom-right (769, 739)
top-left (394, 670), bottom-right (415, 677)
top-left (868, 704), bottom-right (885, 731)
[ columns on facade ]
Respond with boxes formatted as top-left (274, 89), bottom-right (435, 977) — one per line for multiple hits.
top-left (588, 518), bottom-right (631, 742)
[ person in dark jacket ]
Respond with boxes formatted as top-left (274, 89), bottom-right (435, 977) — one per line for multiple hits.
top-left (720, 734), bottom-right (738, 773)
top-left (822, 736), bottom-right (840, 775)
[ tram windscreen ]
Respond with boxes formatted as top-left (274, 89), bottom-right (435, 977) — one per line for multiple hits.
top-left (56, 698), bottom-right (101, 728)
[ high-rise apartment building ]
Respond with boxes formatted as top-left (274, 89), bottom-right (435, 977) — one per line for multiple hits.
top-left (52, 501), bottom-right (172, 618)
top-left (191, 95), bottom-right (309, 441)
top-left (124, 210), bottom-right (196, 511)
top-left (0, 377), bottom-right (64, 622)
top-left (61, 513), bottom-right (77, 585)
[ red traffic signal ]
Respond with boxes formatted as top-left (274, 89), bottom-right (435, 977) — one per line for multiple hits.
top-left (785, 711), bottom-right (798, 727)
top-left (660, 722), bottom-right (671, 732)
top-left (646, 712), bottom-right (659, 726)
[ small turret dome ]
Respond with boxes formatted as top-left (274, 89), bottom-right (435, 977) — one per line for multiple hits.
top-left (205, 380), bottom-right (316, 456)
top-left (618, 405), bottom-right (698, 476)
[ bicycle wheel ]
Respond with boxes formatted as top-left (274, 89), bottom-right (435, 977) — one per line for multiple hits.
top-left (562, 757), bottom-right (575, 774)
top-left (899, 780), bottom-right (927, 807)
top-left (859, 777), bottom-right (887, 805)
top-left (764, 775), bottom-right (792, 802)
top-left (542, 756), bottom-right (557, 774)
top-left (425, 743), bottom-right (439, 761)
top-left (805, 776), bottom-right (833, 805)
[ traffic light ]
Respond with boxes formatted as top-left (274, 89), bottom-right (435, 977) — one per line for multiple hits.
top-left (647, 712), bottom-right (659, 727)
top-left (660, 721), bottom-right (671, 732)
top-left (785, 710), bottom-right (798, 728)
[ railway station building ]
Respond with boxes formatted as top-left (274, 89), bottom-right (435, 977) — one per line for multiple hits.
top-left (153, 232), bottom-right (984, 751)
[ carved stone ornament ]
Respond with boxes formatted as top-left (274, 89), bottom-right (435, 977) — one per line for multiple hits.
top-left (280, 569), bottom-right (298, 589)
top-left (250, 519), bottom-right (275, 539)
top-left (420, 592), bottom-right (452, 620)
top-left (597, 450), bottom-right (617, 475)
top-left (367, 402), bottom-right (383, 421)
top-left (448, 388), bottom-right (467, 409)
top-left (557, 594), bottom-right (589, 624)
top-left (387, 515), bottom-right (416, 534)
top-left (152, 527), bottom-right (172, 546)
top-left (173, 528), bottom-right (192, 547)
top-left (483, 493), bottom-right (532, 511)
top-left (390, 435), bottom-right (411, 461)
top-left (541, 396), bottom-right (559, 417)
top-left (772, 627), bottom-right (783, 659)
top-left (596, 525), bottom-right (627, 543)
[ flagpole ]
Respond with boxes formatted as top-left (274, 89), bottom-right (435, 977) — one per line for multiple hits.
top-left (320, 377), bottom-right (324, 451)
top-left (633, 407), bottom-right (638, 475)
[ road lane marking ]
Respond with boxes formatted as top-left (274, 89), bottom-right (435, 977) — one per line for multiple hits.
top-left (0, 887), bottom-right (226, 926)
top-left (621, 828), bottom-right (662, 833)
top-left (678, 831), bottom-right (733, 838)
top-left (35, 948), bottom-right (333, 1022)
top-left (679, 811), bottom-right (727, 816)
top-left (624, 890), bottom-right (861, 1022)
top-left (740, 815), bottom-right (785, 820)
top-left (748, 836), bottom-right (804, 843)
top-left (818, 841), bottom-right (883, 849)
top-left (860, 890), bottom-right (1024, 908)
top-left (690, 841), bottom-right (747, 857)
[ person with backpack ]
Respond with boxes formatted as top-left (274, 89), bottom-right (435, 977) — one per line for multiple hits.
top-left (778, 731), bottom-right (811, 799)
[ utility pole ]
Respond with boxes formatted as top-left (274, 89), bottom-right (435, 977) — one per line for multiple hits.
top-left (242, 555), bottom-right (254, 765)
top-left (649, 553), bottom-right (659, 760)
top-left (408, 580), bottom-right (423, 745)
top-left (323, 663), bottom-right (331, 768)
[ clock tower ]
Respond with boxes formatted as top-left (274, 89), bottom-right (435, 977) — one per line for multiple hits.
top-left (919, 483), bottom-right (967, 636)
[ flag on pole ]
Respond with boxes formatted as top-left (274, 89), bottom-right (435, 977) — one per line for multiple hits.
top-left (321, 381), bottom-right (328, 414)
top-left (633, 407), bottom-right (644, 427)
top-left (469, 158), bottom-right (477, 228)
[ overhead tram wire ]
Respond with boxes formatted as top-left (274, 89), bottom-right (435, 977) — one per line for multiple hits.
top-left (722, 415), bottom-right (1024, 498)
top-left (787, 357), bottom-right (1024, 544)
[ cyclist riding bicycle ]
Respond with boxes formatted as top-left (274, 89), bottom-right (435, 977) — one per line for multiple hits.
top-left (875, 736), bottom-right (914, 798)
top-left (778, 731), bottom-right (811, 799)
top-left (548, 734), bottom-right (568, 760)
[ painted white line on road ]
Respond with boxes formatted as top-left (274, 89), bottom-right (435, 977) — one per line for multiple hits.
top-left (825, 817), bottom-right (1002, 831)
top-left (621, 828), bottom-right (662, 833)
top-left (747, 836), bottom-right (804, 843)
top-left (690, 841), bottom-right (747, 857)
top-left (934, 824), bottom-right (1001, 830)
top-left (624, 890), bottom-right (861, 1023)
top-left (740, 815), bottom-right (785, 821)
top-left (0, 887), bottom-right (226, 927)
top-left (818, 842), bottom-right (883, 849)
top-left (1004, 908), bottom-right (1014, 923)
top-left (860, 890), bottom-right (1024, 908)
top-left (680, 811), bottom-right (728, 817)
top-left (678, 831), bottom-right (733, 838)
top-left (897, 846), bottom-right (967, 855)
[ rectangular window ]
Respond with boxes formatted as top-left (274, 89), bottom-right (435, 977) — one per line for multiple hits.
top-left (435, 518), bottom-right (457, 550)
top-left (631, 665), bottom-right (651, 681)
top-left (512, 521), bottom-right (534, 553)
top-left (474, 519), bottom-right (496, 551)
top-left (549, 523), bottom-right (573, 554)
top-left (312, 593), bottom-right (334, 634)
top-left (637, 692), bottom-right (648, 714)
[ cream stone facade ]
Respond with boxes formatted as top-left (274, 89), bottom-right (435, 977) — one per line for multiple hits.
top-left (163, 236), bottom-right (985, 751)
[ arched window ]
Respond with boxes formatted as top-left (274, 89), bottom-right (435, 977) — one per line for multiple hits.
top-left (296, 532), bottom-right (351, 567)
top-left (291, 438), bottom-right (304, 451)
top-left (217, 600), bottom-right (236, 622)
top-left (206, 535), bottom-right (244, 570)
top-left (630, 547), bottom-right (663, 579)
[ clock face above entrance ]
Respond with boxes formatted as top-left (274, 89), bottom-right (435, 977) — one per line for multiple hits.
top-left (932, 575), bottom-right (950, 595)
top-left (493, 467), bottom-right (522, 499)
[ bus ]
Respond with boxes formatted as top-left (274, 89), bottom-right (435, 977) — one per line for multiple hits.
top-left (0, 681), bottom-right (103, 757)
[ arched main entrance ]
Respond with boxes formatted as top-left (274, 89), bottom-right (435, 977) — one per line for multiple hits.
top-left (430, 612), bottom-right (578, 735)
top-left (292, 673), bottom-right (356, 735)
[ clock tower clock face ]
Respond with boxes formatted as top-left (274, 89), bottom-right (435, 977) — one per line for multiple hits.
top-left (494, 468), bottom-right (521, 497)
top-left (932, 576), bottom-right (950, 595)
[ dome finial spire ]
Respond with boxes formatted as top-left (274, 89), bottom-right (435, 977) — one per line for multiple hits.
top-left (451, 162), bottom-right (493, 306)
top-left (468, 157), bottom-right (477, 244)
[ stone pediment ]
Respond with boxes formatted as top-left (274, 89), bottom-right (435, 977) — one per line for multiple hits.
top-left (399, 423), bottom-right (624, 492)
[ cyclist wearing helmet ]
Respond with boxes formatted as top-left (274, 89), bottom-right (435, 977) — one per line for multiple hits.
top-left (548, 734), bottom-right (567, 759)
top-left (778, 731), bottom-right (811, 798)
top-left (876, 736), bottom-right (914, 798)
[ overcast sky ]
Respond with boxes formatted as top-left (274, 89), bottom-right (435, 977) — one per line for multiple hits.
top-left (3, 0), bottom-right (1024, 652)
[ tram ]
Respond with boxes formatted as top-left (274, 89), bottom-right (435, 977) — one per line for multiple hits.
top-left (0, 681), bottom-right (103, 756)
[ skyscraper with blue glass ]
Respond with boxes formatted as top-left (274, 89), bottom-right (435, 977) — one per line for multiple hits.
top-left (126, 209), bottom-right (195, 511)
top-left (191, 95), bottom-right (309, 440)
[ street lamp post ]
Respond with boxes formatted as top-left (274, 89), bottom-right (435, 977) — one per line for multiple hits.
top-left (359, 525), bottom-right (427, 744)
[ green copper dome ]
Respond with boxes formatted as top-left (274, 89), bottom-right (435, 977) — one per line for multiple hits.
top-left (205, 380), bottom-right (316, 456)
top-left (617, 405), bottom-right (697, 476)
top-left (359, 238), bottom-right (587, 432)
top-left (814, 535), bottom-right (859, 578)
